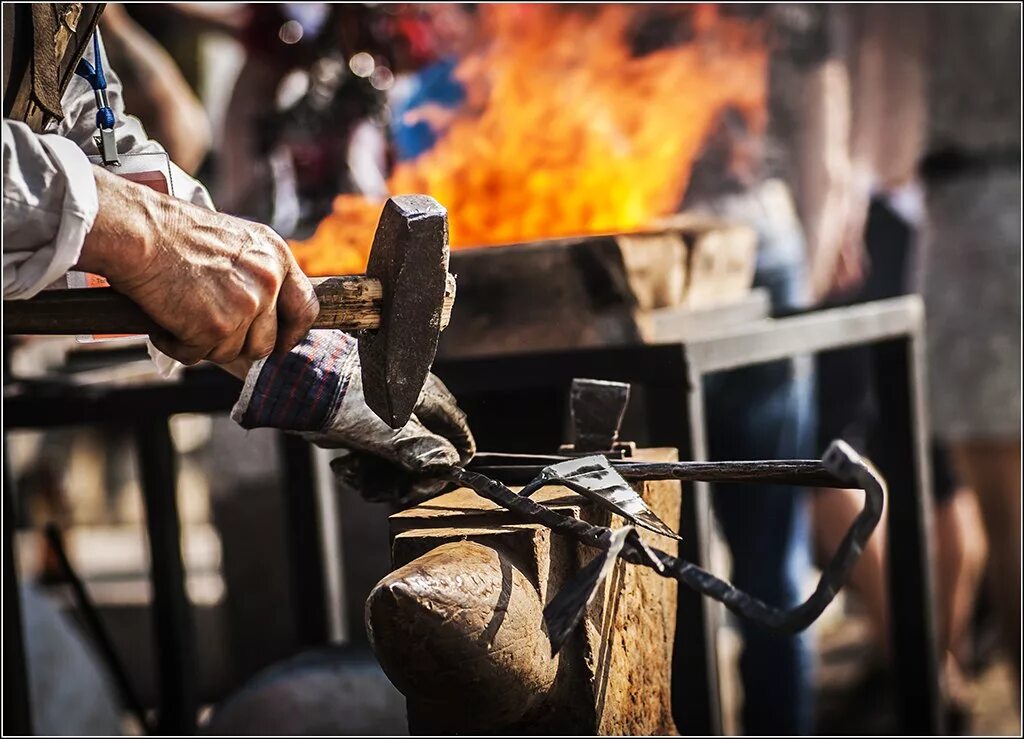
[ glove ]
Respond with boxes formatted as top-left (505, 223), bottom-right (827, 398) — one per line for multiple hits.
top-left (232, 330), bottom-right (475, 501)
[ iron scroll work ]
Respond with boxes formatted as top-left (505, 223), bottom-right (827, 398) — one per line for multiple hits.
top-left (440, 439), bottom-right (886, 655)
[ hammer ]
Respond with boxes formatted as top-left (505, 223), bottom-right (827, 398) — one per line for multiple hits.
top-left (4, 195), bottom-right (455, 429)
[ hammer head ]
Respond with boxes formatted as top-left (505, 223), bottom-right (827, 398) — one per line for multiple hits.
top-left (359, 195), bottom-right (451, 428)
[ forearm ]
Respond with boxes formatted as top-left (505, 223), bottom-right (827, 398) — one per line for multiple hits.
top-left (74, 165), bottom-right (166, 283)
top-left (795, 60), bottom-right (853, 291)
top-left (850, 5), bottom-right (926, 188)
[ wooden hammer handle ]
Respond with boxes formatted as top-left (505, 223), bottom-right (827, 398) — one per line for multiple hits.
top-left (3, 274), bottom-right (455, 335)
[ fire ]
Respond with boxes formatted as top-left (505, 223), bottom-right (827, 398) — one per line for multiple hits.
top-left (290, 4), bottom-right (766, 276)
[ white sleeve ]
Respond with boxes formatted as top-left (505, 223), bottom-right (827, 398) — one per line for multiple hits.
top-left (4, 29), bottom-right (216, 301)
top-left (3, 26), bottom-right (219, 302)
top-left (2, 120), bottom-right (99, 299)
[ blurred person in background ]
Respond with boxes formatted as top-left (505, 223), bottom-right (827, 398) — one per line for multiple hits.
top-left (209, 3), bottom-right (403, 233)
top-left (811, 5), bottom-right (1020, 725)
top-left (809, 6), bottom-right (995, 728)
top-left (387, 4), bottom-right (478, 162)
top-left (98, 3), bottom-right (211, 175)
top-left (917, 6), bottom-right (1021, 691)
top-left (678, 5), bottom-right (854, 733)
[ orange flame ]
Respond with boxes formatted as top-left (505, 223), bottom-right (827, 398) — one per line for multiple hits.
top-left (290, 4), bottom-right (766, 276)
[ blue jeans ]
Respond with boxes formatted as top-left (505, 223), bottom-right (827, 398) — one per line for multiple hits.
top-left (703, 259), bottom-right (817, 734)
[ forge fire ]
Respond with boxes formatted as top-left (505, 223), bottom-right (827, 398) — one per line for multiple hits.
top-left (290, 4), bottom-right (767, 275)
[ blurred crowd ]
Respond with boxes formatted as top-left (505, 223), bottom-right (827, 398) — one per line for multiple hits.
top-left (12, 3), bottom-right (1022, 735)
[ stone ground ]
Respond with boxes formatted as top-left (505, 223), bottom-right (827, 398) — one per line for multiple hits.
top-left (814, 604), bottom-right (1020, 736)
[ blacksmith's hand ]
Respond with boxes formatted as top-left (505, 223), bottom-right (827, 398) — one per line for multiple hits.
top-left (231, 330), bottom-right (474, 499)
top-left (75, 167), bottom-right (319, 366)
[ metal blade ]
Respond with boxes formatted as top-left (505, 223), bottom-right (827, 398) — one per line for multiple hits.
top-left (531, 455), bottom-right (681, 540)
top-left (543, 526), bottom-right (633, 656)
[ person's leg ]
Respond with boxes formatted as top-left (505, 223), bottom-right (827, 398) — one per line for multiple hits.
top-left (920, 168), bottom-right (1021, 685)
top-left (713, 477), bottom-right (814, 734)
top-left (934, 485), bottom-right (988, 708)
top-left (929, 443), bottom-right (988, 667)
top-left (698, 182), bottom-right (817, 733)
top-left (813, 487), bottom-right (889, 655)
top-left (707, 352), bottom-right (816, 735)
top-left (951, 439), bottom-right (1021, 682)
top-left (809, 195), bottom-right (906, 663)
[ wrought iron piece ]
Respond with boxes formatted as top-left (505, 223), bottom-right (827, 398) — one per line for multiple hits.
top-left (543, 525), bottom-right (634, 656)
top-left (444, 438), bottom-right (885, 636)
top-left (522, 455), bottom-right (681, 541)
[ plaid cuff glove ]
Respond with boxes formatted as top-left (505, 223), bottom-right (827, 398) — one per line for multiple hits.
top-left (232, 330), bottom-right (474, 477)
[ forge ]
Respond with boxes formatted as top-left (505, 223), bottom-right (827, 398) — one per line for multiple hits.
top-left (439, 216), bottom-right (758, 358)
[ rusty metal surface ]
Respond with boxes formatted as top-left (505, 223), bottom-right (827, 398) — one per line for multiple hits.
top-left (568, 378), bottom-right (630, 452)
top-left (359, 195), bottom-right (451, 428)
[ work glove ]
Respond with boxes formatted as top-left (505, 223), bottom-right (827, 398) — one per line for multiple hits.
top-left (232, 330), bottom-right (475, 503)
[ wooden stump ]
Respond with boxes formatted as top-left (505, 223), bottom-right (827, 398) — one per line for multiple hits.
top-left (366, 448), bottom-right (681, 734)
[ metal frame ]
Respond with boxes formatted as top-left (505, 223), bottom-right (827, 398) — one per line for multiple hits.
top-left (4, 440), bottom-right (33, 735)
top-left (2, 295), bottom-right (941, 734)
top-left (2, 369), bottom-right (327, 734)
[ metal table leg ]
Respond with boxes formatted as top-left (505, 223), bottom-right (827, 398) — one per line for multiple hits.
top-left (873, 335), bottom-right (944, 732)
top-left (278, 434), bottom-right (329, 647)
top-left (4, 441), bottom-right (33, 735)
top-left (136, 418), bottom-right (197, 734)
top-left (644, 375), bottom-right (722, 735)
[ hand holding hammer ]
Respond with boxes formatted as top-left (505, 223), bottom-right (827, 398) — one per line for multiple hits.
top-left (5, 195), bottom-right (456, 429)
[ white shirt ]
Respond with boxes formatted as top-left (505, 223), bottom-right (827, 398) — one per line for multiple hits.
top-left (3, 30), bottom-right (213, 299)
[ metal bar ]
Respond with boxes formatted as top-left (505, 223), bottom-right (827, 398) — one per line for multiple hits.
top-left (873, 335), bottom-right (944, 732)
top-left (647, 288), bottom-right (771, 341)
top-left (43, 524), bottom-right (152, 733)
top-left (468, 458), bottom-right (841, 488)
top-left (676, 296), bottom-right (924, 373)
top-left (312, 445), bottom-right (348, 643)
top-left (278, 434), bottom-right (329, 647)
top-left (135, 418), bottom-right (197, 735)
top-left (3, 370), bottom-right (242, 429)
top-left (640, 370), bottom-right (721, 735)
top-left (680, 371), bottom-right (724, 736)
top-left (435, 299), bottom-right (924, 395)
top-left (3, 441), bottom-right (32, 736)
top-left (445, 439), bottom-right (884, 635)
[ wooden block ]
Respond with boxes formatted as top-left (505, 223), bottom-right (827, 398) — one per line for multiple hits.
top-left (366, 448), bottom-right (680, 734)
top-left (683, 222), bottom-right (757, 308)
top-left (653, 212), bottom-right (758, 309)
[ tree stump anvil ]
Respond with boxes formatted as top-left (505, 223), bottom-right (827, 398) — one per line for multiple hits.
top-left (366, 448), bottom-right (680, 734)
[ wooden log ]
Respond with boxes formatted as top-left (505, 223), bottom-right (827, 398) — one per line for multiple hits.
top-left (661, 214), bottom-right (758, 309)
top-left (366, 447), bottom-right (681, 734)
